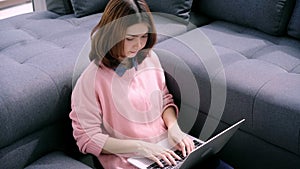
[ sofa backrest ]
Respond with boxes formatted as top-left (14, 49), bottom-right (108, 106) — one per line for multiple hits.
top-left (45, 0), bottom-right (194, 23)
top-left (193, 0), bottom-right (296, 36)
top-left (287, 0), bottom-right (300, 39)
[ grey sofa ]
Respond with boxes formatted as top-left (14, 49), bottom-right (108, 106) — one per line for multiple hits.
top-left (0, 0), bottom-right (299, 169)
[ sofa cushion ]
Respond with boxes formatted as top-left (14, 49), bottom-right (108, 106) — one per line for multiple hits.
top-left (24, 151), bottom-right (91, 169)
top-left (195, 0), bottom-right (295, 36)
top-left (155, 20), bottom-right (300, 153)
top-left (46, 0), bottom-right (73, 15)
top-left (253, 74), bottom-right (300, 155)
top-left (145, 0), bottom-right (193, 22)
top-left (288, 0), bottom-right (300, 39)
top-left (0, 11), bottom-right (101, 148)
top-left (0, 122), bottom-right (77, 169)
top-left (70, 0), bottom-right (109, 17)
top-left (70, 0), bottom-right (193, 22)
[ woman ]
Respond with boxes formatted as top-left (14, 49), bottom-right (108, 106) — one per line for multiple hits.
top-left (70, 0), bottom-right (231, 168)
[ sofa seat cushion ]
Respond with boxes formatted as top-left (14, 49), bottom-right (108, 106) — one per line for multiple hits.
top-left (155, 21), bottom-right (300, 154)
top-left (199, 22), bottom-right (300, 154)
top-left (0, 121), bottom-right (77, 169)
top-left (0, 11), bottom-right (101, 149)
top-left (253, 74), bottom-right (300, 155)
top-left (24, 151), bottom-right (91, 169)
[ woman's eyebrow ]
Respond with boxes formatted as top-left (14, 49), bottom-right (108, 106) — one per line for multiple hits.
top-left (126, 33), bottom-right (148, 37)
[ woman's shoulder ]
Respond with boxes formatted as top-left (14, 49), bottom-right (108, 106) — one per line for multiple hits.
top-left (77, 62), bottom-right (99, 81)
top-left (74, 61), bottom-right (110, 88)
top-left (145, 49), bottom-right (162, 67)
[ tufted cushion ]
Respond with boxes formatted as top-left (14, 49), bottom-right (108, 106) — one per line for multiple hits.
top-left (195, 0), bottom-right (296, 36)
top-left (288, 0), bottom-right (300, 39)
top-left (46, 0), bottom-right (73, 15)
top-left (0, 11), bottom-right (101, 149)
top-left (156, 20), bottom-right (300, 155)
top-left (70, 0), bottom-right (109, 17)
top-left (24, 151), bottom-right (91, 169)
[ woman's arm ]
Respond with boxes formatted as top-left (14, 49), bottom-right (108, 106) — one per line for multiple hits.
top-left (162, 107), bottom-right (195, 157)
top-left (162, 107), bottom-right (177, 128)
top-left (101, 137), bottom-right (141, 154)
top-left (102, 136), bottom-right (181, 167)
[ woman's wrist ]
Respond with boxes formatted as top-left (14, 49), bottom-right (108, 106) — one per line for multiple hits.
top-left (162, 107), bottom-right (177, 128)
top-left (103, 137), bottom-right (145, 155)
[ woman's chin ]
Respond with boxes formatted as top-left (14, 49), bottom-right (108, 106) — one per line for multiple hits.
top-left (127, 54), bottom-right (137, 58)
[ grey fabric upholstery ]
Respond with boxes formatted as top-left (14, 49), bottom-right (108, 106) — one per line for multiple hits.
top-left (24, 151), bottom-right (91, 169)
top-left (1, 0), bottom-right (300, 169)
top-left (45, 0), bottom-right (73, 15)
top-left (145, 0), bottom-right (193, 22)
top-left (194, 0), bottom-right (296, 36)
top-left (0, 11), bottom-right (101, 149)
top-left (288, 0), bottom-right (300, 39)
top-left (156, 20), bottom-right (300, 168)
top-left (0, 122), bottom-right (78, 169)
top-left (70, 0), bottom-right (109, 17)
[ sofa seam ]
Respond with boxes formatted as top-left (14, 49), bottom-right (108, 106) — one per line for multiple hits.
top-left (290, 63), bottom-right (300, 73)
top-left (251, 75), bottom-right (276, 128)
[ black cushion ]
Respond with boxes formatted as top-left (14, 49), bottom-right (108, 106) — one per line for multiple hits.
top-left (46, 0), bottom-right (73, 15)
top-left (145, 0), bottom-right (193, 22)
top-left (288, 0), bottom-right (300, 39)
top-left (70, 0), bottom-right (109, 17)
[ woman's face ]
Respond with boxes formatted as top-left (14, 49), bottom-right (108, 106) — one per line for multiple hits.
top-left (123, 23), bottom-right (149, 58)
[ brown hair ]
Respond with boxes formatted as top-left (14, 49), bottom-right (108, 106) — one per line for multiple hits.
top-left (89, 0), bottom-right (157, 68)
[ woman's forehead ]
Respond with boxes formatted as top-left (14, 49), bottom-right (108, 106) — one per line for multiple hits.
top-left (126, 23), bottom-right (149, 35)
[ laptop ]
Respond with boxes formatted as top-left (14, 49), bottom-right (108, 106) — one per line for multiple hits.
top-left (127, 119), bottom-right (245, 169)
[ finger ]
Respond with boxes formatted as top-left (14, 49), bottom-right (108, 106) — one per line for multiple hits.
top-left (168, 149), bottom-right (182, 161)
top-left (164, 150), bottom-right (178, 165)
top-left (149, 155), bottom-right (164, 168)
top-left (179, 142), bottom-right (186, 157)
top-left (159, 154), bottom-right (172, 166)
top-left (183, 138), bottom-right (193, 154)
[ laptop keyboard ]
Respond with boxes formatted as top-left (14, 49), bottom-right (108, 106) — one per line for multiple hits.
top-left (146, 140), bottom-right (202, 169)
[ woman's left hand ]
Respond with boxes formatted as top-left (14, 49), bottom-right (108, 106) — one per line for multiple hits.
top-left (167, 122), bottom-right (195, 157)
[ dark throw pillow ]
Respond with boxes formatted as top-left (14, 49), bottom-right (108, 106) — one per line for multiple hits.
top-left (145, 0), bottom-right (193, 23)
top-left (70, 0), bottom-right (109, 17)
top-left (287, 0), bottom-right (300, 39)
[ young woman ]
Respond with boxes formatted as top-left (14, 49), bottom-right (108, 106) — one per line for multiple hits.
top-left (70, 0), bottom-right (232, 168)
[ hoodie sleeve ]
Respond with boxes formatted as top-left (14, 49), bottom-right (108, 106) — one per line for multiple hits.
top-left (150, 50), bottom-right (179, 117)
top-left (69, 62), bottom-right (109, 157)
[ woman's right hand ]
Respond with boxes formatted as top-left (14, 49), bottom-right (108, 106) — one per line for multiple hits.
top-left (102, 137), bottom-right (181, 167)
top-left (136, 141), bottom-right (182, 167)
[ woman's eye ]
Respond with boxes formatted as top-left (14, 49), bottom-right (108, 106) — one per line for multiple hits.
top-left (142, 35), bottom-right (148, 38)
top-left (126, 38), bottom-right (134, 41)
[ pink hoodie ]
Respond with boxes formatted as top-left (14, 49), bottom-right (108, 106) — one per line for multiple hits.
top-left (69, 51), bottom-right (178, 169)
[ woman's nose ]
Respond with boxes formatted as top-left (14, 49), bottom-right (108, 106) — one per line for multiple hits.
top-left (134, 38), bottom-right (142, 49)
